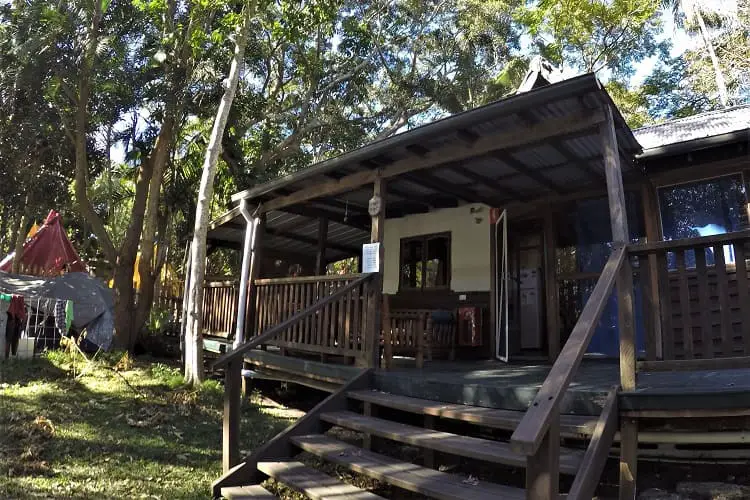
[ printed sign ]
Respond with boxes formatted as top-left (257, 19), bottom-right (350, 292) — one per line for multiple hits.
top-left (362, 243), bottom-right (380, 273)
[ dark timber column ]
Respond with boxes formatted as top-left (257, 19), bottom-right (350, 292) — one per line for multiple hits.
top-left (640, 180), bottom-right (662, 360)
top-left (544, 207), bottom-right (560, 360)
top-left (316, 217), bottom-right (328, 275)
top-left (601, 104), bottom-right (638, 500)
top-left (366, 175), bottom-right (386, 369)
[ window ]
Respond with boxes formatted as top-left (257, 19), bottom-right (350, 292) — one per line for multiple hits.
top-left (555, 193), bottom-right (645, 276)
top-left (659, 174), bottom-right (748, 266)
top-left (399, 233), bottom-right (451, 290)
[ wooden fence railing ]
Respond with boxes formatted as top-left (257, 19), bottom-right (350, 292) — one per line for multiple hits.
top-left (212, 273), bottom-right (375, 472)
top-left (629, 229), bottom-right (750, 366)
top-left (201, 280), bottom-right (240, 338)
top-left (253, 274), bottom-right (374, 362)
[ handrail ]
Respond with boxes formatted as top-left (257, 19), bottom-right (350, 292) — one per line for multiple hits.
top-left (204, 280), bottom-right (240, 288)
top-left (510, 245), bottom-right (627, 456)
top-left (254, 273), bottom-right (365, 285)
top-left (213, 273), bottom-right (374, 369)
top-left (628, 229), bottom-right (750, 255)
top-left (567, 387), bottom-right (619, 500)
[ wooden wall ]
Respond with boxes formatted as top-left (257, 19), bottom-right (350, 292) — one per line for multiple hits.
top-left (662, 265), bottom-right (750, 359)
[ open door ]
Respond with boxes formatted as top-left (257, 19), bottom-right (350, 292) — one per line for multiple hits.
top-left (494, 209), bottom-right (509, 361)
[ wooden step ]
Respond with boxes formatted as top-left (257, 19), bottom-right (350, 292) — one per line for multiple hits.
top-left (221, 485), bottom-right (277, 499)
top-left (320, 410), bottom-right (582, 475)
top-left (290, 434), bottom-right (526, 500)
top-left (257, 460), bottom-right (385, 500)
top-left (347, 389), bottom-right (597, 438)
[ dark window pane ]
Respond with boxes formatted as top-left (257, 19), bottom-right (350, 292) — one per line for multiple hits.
top-left (659, 174), bottom-right (747, 267)
top-left (425, 236), bottom-right (449, 288)
top-left (399, 233), bottom-right (450, 290)
top-left (400, 239), bottom-right (423, 289)
top-left (555, 193), bottom-right (644, 275)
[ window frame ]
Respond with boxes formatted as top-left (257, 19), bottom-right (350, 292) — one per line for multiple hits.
top-left (398, 231), bottom-right (452, 292)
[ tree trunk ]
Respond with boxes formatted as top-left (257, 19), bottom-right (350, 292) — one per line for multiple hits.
top-left (11, 200), bottom-right (30, 274)
top-left (135, 6), bottom-right (195, 338)
top-left (112, 156), bottom-right (155, 350)
top-left (184, 3), bottom-right (254, 386)
top-left (135, 207), bottom-right (170, 334)
top-left (694, 7), bottom-right (730, 107)
top-left (0, 205), bottom-right (11, 256)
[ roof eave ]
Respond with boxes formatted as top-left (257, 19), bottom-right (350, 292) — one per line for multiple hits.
top-left (638, 129), bottom-right (750, 160)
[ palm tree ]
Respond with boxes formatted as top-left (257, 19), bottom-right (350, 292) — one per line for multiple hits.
top-left (662, 0), bottom-right (731, 107)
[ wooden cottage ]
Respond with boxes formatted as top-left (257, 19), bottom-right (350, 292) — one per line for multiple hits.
top-left (204, 72), bottom-right (750, 499)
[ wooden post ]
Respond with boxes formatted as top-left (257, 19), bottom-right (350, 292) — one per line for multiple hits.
top-left (640, 180), bottom-right (662, 360)
top-left (489, 218), bottom-right (498, 360)
top-left (601, 104), bottom-right (638, 498)
top-left (316, 217), bottom-right (328, 276)
top-left (247, 215), bottom-right (266, 342)
top-left (619, 418), bottom-right (638, 500)
top-left (544, 207), bottom-right (560, 361)
top-left (526, 414), bottom-right (560, 499)
top-left (383, 294), bottom-right (393, 369)
top-left (366, 175), bottom-right (386, 369)
top-left (423, 414), bottom-right (437, 469)
top-left (234, 201), bottom-right (256, 348)
top-left (223, 359), bottom-right (242, 472)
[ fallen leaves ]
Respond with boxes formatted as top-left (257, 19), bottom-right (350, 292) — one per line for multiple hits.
top-left (125, 406), bottom-right (167, 428)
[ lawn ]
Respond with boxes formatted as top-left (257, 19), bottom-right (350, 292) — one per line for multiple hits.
top-left (0, 350), bottom-right (297, 499)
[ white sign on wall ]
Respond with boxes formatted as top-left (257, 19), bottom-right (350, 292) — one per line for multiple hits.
top-left (362, 243), bottom-right (380, 273)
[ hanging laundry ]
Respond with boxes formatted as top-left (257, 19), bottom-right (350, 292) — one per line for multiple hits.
top-left (0, 299), bottom-right (8, 359)
top-left (8, 295), bottom-right (26, 322)
top-left (55, 299), bottom-right (67, 334)
top-left (4, 295), bottom-right (26, 359)
top-left (5, 314), bottom-right (23, 359)
top-left (65, 300), bottom-right (74, 332)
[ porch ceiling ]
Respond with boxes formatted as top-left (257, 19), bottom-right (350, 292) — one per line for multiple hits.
top-left (208, 73), bottom-right (642, 261)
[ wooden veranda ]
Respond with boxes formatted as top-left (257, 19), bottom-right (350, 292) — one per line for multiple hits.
top-left (201, 74), bottom-right (750, 499)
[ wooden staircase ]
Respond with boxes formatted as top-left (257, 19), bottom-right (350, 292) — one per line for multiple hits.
top-left (213, 369), bottom-right (618, 499)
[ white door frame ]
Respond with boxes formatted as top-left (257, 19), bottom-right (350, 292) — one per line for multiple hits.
top-left (494, 209), bottom-right (509, 362)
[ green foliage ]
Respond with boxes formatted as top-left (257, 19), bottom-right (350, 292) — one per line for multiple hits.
top-left (517, 0), bottom-right (668, 78)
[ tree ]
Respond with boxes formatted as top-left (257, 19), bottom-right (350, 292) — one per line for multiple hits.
top-left (517, 0), bottom-right (668, 79)
top-left (184, 1), bottom-right (254, 386)
top-left (661, 0), bottom-right (732, 107)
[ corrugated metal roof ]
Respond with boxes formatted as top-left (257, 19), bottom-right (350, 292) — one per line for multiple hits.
top-left (208, 73), bottom-right (643, 261)
top-left (634, 105), bottom-right (750, 152)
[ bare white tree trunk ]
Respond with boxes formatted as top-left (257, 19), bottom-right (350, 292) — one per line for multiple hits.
top-left (184, 3), bottom-right (254, 386)
top-left (693, 7), bottom-right (730, 107)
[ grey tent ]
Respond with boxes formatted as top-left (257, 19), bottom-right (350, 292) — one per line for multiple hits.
top-left (0, 271), bottom-right (115, 349)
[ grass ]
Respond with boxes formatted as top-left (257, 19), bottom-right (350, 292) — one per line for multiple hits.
top-left (0, 349), bottom-right (297, 500)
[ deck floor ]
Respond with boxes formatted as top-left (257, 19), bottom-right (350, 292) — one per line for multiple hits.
top-left (376, 358), bottom-right (750, 414)
top-left (239, 348), bottom-right (750, 414)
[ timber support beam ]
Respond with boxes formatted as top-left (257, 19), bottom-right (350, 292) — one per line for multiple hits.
top-left (601, 102), bottom-right (638, 500)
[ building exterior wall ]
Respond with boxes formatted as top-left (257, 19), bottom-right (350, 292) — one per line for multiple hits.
top-left (382, 204), bottom-right (492, 294)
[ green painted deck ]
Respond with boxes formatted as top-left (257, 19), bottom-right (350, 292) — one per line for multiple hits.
top-left (228, 348), bottom-right (750, 415)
